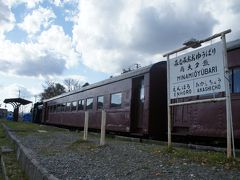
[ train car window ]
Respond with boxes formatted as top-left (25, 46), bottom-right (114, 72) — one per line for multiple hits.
top-left (56, 104), bottom-right (61, 112)
top-left (48, 106), bottom-right (51, 113)
top-left (71, 101), bottom-right (77, 111)
top-left (78, 100), bottom-right (84, 110)
top-left (110, 93), bottom-right (122, 108)
top-left (97, 96), bottom-right (104, 109)
top-left (53, 105), bottom-right (56, 112)
top-left (86, 98), bottom-right (93, 110)
top-left (140, 79), bottom-right (145, 102)
top-left (233, 68), bottom-right (240, 93)
top-left (66, 102), bottom-right (71, 111)
top-left (61, 103), bottom-right (66, 112)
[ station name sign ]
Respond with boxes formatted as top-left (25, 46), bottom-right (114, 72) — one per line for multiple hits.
top-left (169, 42), bottom-right (225, 99)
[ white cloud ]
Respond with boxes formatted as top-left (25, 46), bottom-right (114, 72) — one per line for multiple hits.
top-left (202, 0), bottom-right (240, 40)
top-left (23, 0), bottom-right (43, 9)
top-left (5, 0), bottom-right (43, 9)
top-left (50, 0), bottom-right (75, 7)
top-left (0, 1), bottom-right (15, 39)
top-left (55, 74), bottom-right (86, 83)
top-left (37, 25), bottom-right (80, 68)
top-left (72, 0), bottom-right (219, 74)
top-left (18, 6), bottom-right (56, 35)
top-left (0, 84), bottom-right (34, 112)
top-left (51, 0), bottom-right (62, 6)
top-left (0, 25), bottom-right (81, 77)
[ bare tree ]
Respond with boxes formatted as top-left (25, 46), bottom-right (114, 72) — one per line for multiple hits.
top-left (40, 81), bottom-right (66, 100)
top-left (42, 80), bottom-right (55, 90)
top-left (63, 78), bottom-right (81, 92)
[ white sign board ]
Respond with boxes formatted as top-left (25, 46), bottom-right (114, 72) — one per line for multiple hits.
top-left (169, 42), bottom-right (225, 99)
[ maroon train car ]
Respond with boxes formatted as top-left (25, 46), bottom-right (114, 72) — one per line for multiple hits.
top-left (42, 39), bottom-right (240, 144)
top-left (42, 61), bottom-right (167, 139)
top-left (172, 39), bottom-right (240, 143)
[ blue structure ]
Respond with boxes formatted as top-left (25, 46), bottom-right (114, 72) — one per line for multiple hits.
top-left (22, 113), bottom-right (32, 122)
top-left (6, 112), bottom-right (13, 121)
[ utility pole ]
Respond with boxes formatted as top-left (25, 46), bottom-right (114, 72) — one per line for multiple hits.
top-left (34, 95), bottom-right (37, 103)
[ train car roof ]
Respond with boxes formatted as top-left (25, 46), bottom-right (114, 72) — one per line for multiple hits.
top-left (43, 61), bottom-right (166, 102)
top-left (43, 39), bottom-right (240, 103)
top-left (227, 39), bottom-right (240, 51)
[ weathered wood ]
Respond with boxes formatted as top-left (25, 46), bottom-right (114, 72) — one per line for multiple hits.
top-left (166, 55), bottom-right (171, 148)
top-left (83, 111), bottom-right (89, 141)
top-left (100, 110), bottom-right (106, 146)
top-left (222, 34), bottom-right (234, 158)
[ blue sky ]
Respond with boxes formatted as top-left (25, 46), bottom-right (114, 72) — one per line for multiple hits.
top-left (0, 0), bottom-right (240, 111)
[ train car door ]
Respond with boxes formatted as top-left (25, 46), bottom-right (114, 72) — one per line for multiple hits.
top-left (43, 102), bottom-right (48, 124)
top-left (131, 76), bottom-right (144, 134)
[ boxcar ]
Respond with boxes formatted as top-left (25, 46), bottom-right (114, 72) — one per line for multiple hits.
top-left (172, 39), bottom-right (240, 142)
top-left (42, 61), bottom-right (167, 139)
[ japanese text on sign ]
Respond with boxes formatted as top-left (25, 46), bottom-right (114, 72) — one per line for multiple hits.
top-left (169, 42), bottom-right (225, 99)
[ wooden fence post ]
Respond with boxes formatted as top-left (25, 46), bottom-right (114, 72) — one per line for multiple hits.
top-left (100, 110), bottom-right (106, 146)
top-left (83, 111), bottom-right (89, 141)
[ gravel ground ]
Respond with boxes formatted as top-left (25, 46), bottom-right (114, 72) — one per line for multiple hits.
top-left (15, 130), bottom-right (240, 180)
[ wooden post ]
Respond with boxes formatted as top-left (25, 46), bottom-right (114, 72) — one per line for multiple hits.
top-left (83, 111), bottom-right (89, 141)
top-left (100, 110), bottom-right (106, 146)
top-left (222, 33), bottom-right (233, 158)
top-left (167, 55), bottom-right (172, 148)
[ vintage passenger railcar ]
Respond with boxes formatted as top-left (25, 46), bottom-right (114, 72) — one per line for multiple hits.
top-left (41, 39), bottom-right (240, 144)
top-left (171, 39), bottom-right (240, 143)
top-left (42, 61), bottom-right (167, 139)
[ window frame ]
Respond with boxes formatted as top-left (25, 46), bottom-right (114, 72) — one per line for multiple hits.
top-left (53, 105), bottom-right (57, 112)
top-left (86, 97), bottom-right (94, 110)
top-left (97, 95), bottom-right (104, 110)
top-left (61, 103), bottom-right (66, 112)
top-left (56, 104), bottom-right (61, 112)
top-left (78, 99), bottom-right (85, 111)
top-left (66, 102), bottom-right (71, 112)
top-left (49, 106), bottom-right (52, 113)
top-left (110, 92), bottom-right (122, 108)
top-left (71, 101), bottom-right (77, 111)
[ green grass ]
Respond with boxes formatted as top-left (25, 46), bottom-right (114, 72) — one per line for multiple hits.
top-left (67, 139), bottom-right (99, 151)
top-left (148, 145), bottom-right (240, 170)
top-left (1, 119), bottom-right (66, 136)
top-left (0, 119), bottom-right (28, 179)
top-left (39, 148), bottom-right (62, 156)
top-left (2, 152), bottom-right (27, 180)
top-left (0, 124), bottom-right (13, 147)
top-left (39, 139), bottom-right (99, 156)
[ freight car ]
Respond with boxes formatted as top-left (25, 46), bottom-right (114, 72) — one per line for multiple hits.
top-left (42, 61), bottom-right (167, 139)
top-left (41, 39), bottom-right (240, 144)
